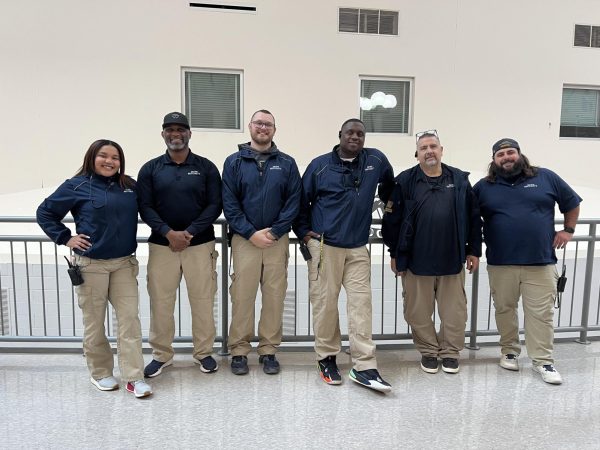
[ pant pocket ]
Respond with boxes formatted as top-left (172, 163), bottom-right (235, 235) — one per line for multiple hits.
top-left (75, 285), bottom-right (93, 309)
top-left (307, 240), bottom-right (320, 282)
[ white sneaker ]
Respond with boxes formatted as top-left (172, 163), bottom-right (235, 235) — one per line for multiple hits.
top-left (499, 354), bottom-right (519, 371)
top-left (90, 376), bottom-right (119, 391)
top-left (532, 364), bottom-right (563, 385)
top-left (126, 380), bottom-right (153, 398)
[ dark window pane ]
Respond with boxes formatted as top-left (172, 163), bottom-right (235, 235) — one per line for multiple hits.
top-left (339, 8), bottom-right (359, 33)
top-left (592, 26), bottom-right (600, 48)
top-left (359, 9), bottom-right (379, 34)
top-left (379, 10), bottom-right (398, 35)
top-left (574, 24), bottom-right (591, 47)
top-left (560, 126), bottom-right (600, 138)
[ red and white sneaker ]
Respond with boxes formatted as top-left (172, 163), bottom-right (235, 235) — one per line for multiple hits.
top-left (126, 380), bottom-right (153, 398)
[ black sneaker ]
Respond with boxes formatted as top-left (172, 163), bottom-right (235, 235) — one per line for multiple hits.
top-left (231, 355), bottom-right (249, 375)
top-left (195, 355), bottom-right (218, 373)
top-left (442, 358), bottom-right (460, 373)
top-left (420, 356), bottom-right (439, 374)
top-left (144, 358), bottom-right (173, 378)
top-left (259, 354), bottom-right (280, 375)
top-left (317, 355), bottom-right (342, 385)
top-left (349, 368), bottom-right (392, 393)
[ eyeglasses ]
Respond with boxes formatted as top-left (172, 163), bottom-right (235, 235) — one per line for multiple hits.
top-left (251, 120), bottom-right (275, 129)
top-left (415, 129), bottom-right (439, 142)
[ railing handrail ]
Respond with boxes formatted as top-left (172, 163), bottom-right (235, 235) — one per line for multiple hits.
top-left (0, 216), bottom-right (598, 349)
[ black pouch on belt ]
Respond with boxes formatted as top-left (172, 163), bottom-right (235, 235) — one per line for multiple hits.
top-left (64, 256), bottom-right (84, 286)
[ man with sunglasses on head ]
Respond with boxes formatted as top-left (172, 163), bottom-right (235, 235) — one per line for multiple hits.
top-left (137, 112), bottom-right (222, 378)
top-left (222, 109), bottom-right (301, 375)
top-left (474, 138), bottom-right (581, 385)
top-left (294, 118), bottom-right (394, 393)
top-left (382, 130), bottom-right (481, 375)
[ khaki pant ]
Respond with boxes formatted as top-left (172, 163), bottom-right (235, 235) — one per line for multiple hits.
top-left (228, 234), bottom-right (289, 356)
top-left (147, 241), bottom-right (218, 362)
top-left (402, 269), bottom-right (468, 359)
top-left (75, 255), bottom-right (144, 382)
top-left (307, 240), bottom-right (376, 371)
top-left (488, 264), bottom-right (557, 365)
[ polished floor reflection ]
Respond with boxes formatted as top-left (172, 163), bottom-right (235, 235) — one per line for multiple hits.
top-left (1, 341), bottom-right (600, 449)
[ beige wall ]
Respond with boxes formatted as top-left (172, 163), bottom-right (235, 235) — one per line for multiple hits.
top-left (1, 0), bottom-right (599, 194)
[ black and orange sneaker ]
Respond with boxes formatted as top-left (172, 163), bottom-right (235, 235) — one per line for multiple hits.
top-left (317, 355), bottom-right (342, 385)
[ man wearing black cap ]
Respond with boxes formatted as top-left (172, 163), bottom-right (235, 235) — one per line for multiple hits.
top-left (137, 112), bottom-right (222, 378)
top-left (474, 138), bottom-right (581, 385)
top-left (382, 130), bottom-right (481, 375)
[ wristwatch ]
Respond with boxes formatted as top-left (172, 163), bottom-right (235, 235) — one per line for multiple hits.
top-left (563, 226), bottom-right (575, 234)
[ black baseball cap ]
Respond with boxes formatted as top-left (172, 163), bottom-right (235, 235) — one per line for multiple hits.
top-left (162, 112), bottom-right (190, 129)
top-left (492, 138), bottom-right (520, 155)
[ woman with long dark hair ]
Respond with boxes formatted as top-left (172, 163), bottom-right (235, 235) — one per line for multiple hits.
top-left (37, 139), bottom-right (152, 398)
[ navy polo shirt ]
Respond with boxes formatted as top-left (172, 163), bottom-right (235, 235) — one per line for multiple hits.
top-left (474, 168), bottom-right (582, 265)
top-left (137, 150), bottom-right (222, 246)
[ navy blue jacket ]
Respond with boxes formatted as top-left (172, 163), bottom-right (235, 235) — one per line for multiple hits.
top-left (222, 143), bottom-right (301, 239)
top-left (36, 175), bottom-right (138, 259)
top-left (474, 168), bottom-right (582, 265)
top-left (294, 146), bottom-right (394, 248)
top-left (382, 164), bottom-right (482, 272)
top-left (137, 150), bottom-right (222, 246)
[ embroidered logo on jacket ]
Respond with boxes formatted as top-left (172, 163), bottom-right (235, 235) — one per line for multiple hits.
top-left (187, 170), bottom-right (201, 176)
top-left (365, 165), bottom-right (375, 171)
top-left (523, 183), bottom-right (538, 188)
top-left (270, 165), bottom-right (282, 170)
top-left (446, 184), bottom-right (455, 189)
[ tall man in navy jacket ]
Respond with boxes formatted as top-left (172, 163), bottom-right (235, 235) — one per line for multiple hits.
top-left (382, 130), bottom-right (481, 375)
top-left (294, 118), bottom-right (394, 392)
top-left (474, 138), bottom-right (581, 385)
top-left (137, 112), bottom-right (222, 378)
top-left (222, 110), bottom-right (301, 375)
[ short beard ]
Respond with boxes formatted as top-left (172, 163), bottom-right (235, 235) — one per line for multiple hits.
top-left (495, 158), bottom-right (524, 178)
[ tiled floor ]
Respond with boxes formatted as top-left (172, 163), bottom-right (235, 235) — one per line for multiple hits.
top-left (1, 341), bottom-right (600, 449)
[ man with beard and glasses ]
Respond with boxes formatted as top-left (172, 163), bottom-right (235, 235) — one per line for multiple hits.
top-left (382, 130), bottom-right (481, 375)
top-left (474, 138), bottom-right (581, 385)
top-left (222, 109), bottom-right (301, 375)
top-left (137, 112), bottom-right (222, 378)
top-left (294, 118), bottom-right (394, 393)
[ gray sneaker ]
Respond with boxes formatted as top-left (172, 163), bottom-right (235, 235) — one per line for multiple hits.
top-left (90, 376), bottom-right (119, 391)
top-left (126, 380), bottom-right (153, 398)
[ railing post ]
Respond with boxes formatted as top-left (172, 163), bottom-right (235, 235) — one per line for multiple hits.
top-left (466, 268), bottom-right (480, 350)
top-left (576, 223), bottom-right (595, 345)
top-left (218, 223), bottom-right (230, 356)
